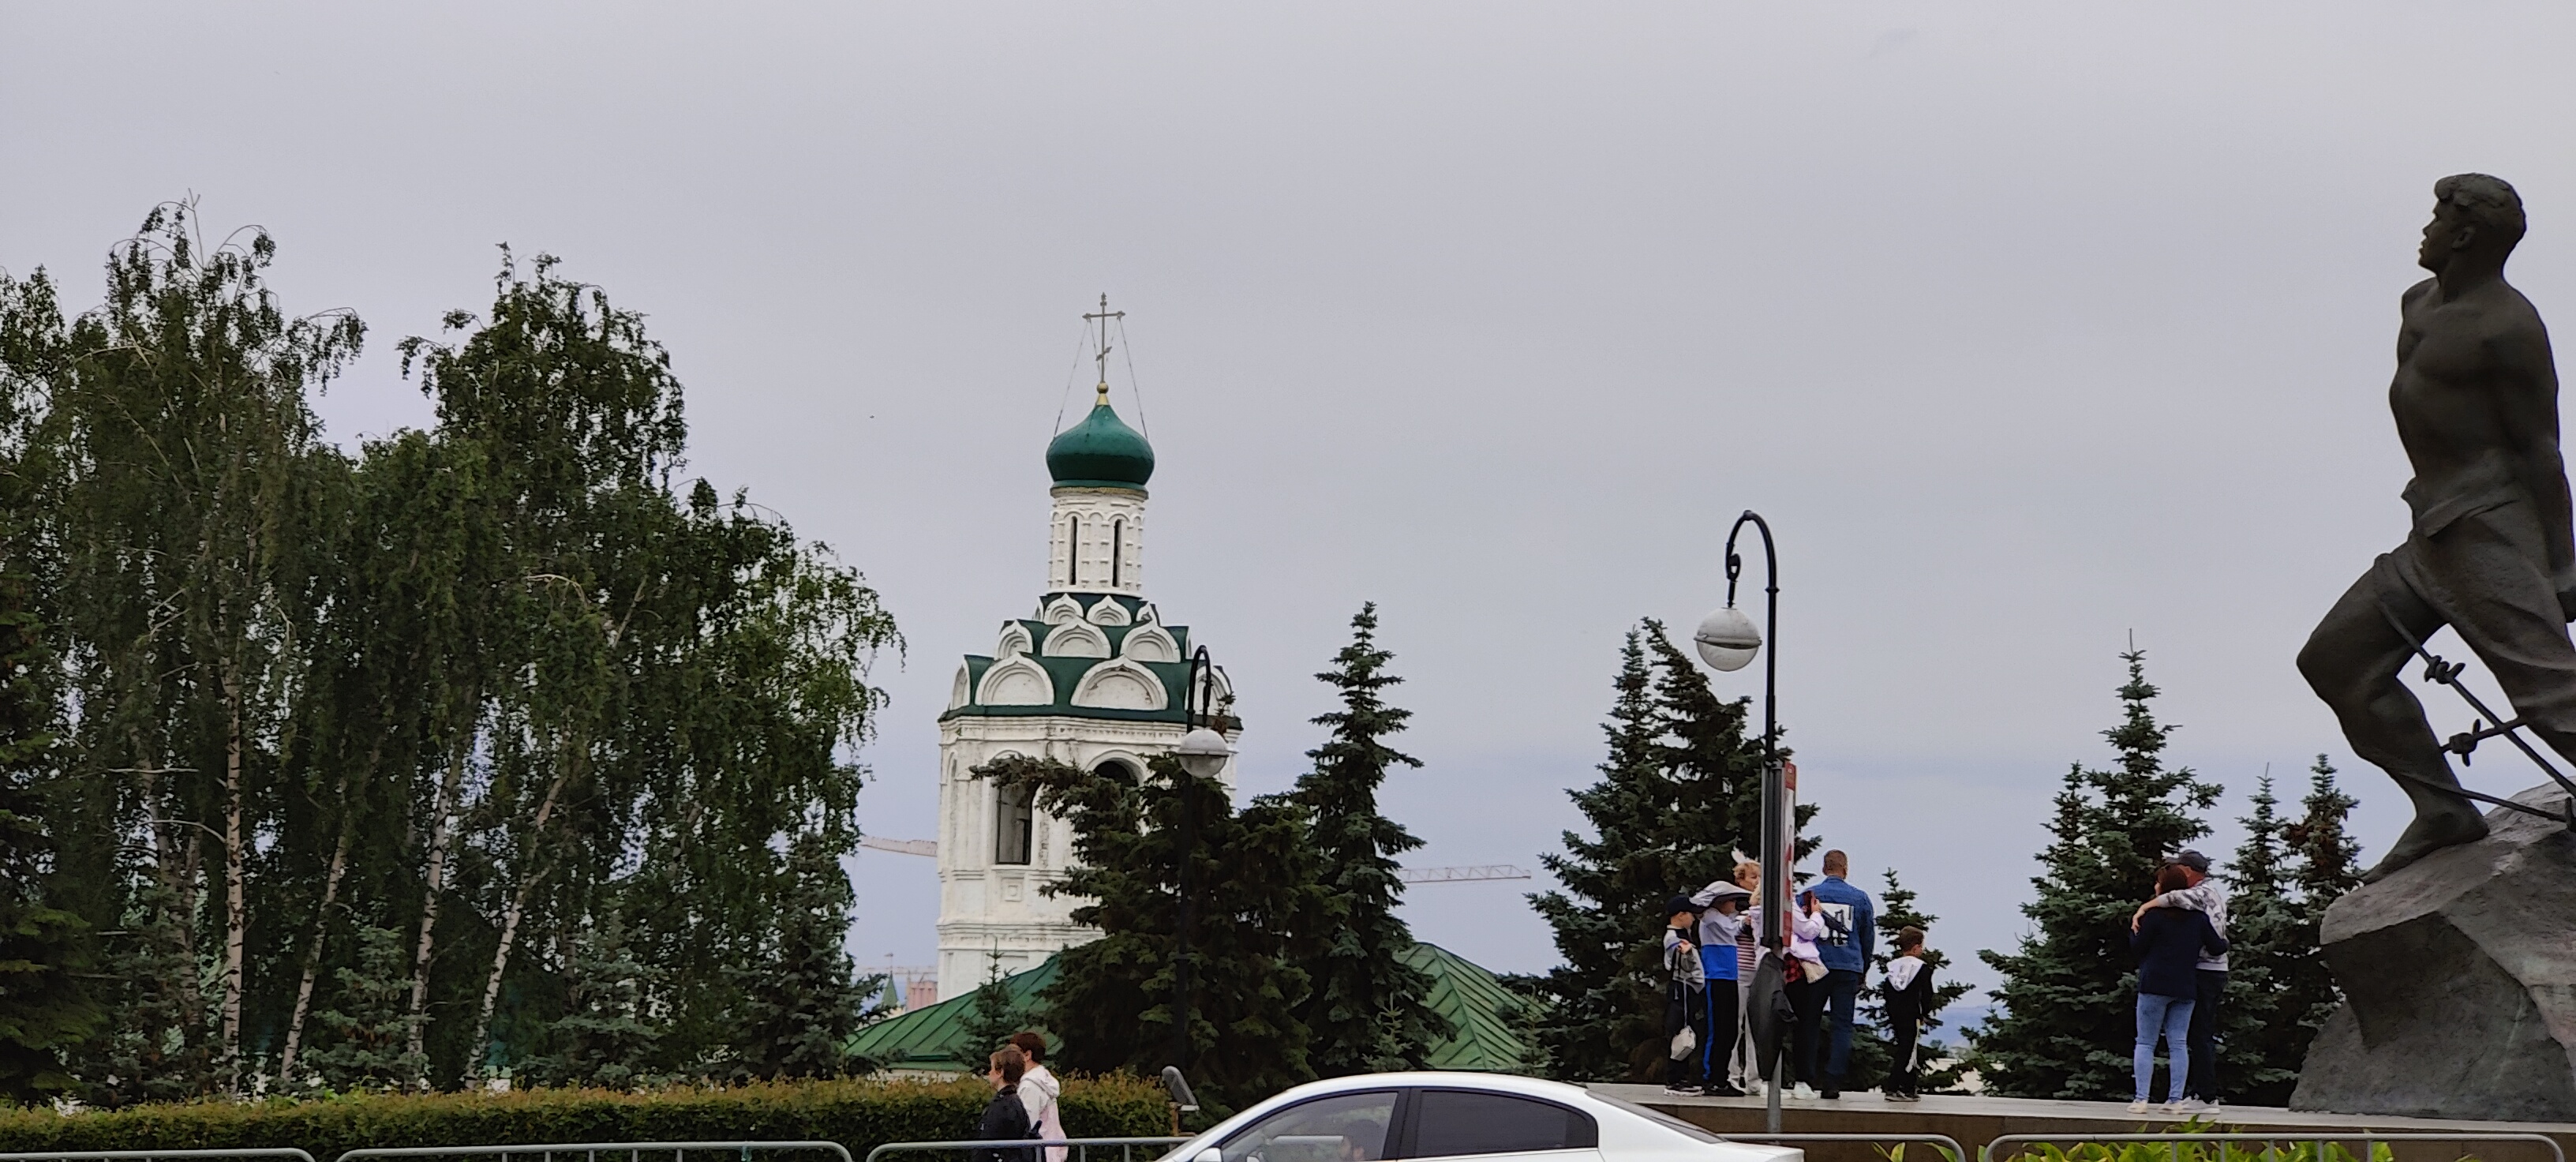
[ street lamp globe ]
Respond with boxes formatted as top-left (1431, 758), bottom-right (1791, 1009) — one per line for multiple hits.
top-left (1175, 725), bottom-right (1234, 779)
top-left (1694, 605), bottom-right (1762, 672)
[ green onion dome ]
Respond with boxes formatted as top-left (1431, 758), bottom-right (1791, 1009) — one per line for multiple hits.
top-left (1045, 388), bottom-right (1155, 490)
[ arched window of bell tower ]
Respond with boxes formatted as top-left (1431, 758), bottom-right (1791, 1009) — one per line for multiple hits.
top-left (995, 781), bottom-right (1035, 865)
top-left (1063, 515), bottom-right (1079, 587)
top-left (1111, 519), bottom-right (1124, 587)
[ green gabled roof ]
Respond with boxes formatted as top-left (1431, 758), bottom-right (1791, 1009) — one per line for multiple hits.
top-left (849, 943), bottom-right (1532, 1074)
top-left (942, 594), bottom-right (1219, 727)
top-left (1406, 942), bottom-right (1535, 1073)
top-left (853, 958), bottom-right (1065, 1071)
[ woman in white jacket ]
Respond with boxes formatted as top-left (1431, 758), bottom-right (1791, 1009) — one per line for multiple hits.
top-left (1009, 1033), bottom-right (1067, 1162)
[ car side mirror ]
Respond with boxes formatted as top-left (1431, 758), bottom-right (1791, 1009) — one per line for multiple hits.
top-left (1193, 1151), bottom-right (1221, 1162)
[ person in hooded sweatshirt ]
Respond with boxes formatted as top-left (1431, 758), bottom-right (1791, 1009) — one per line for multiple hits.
top-left (976, 1046), bottom-right (1037, 1162)
top-left (2129, 864), bottom-right (2229, 1114)
top-left (1661, 894), bottom-right (1708, 1095)
top-left (1010, 1032), bottom-right (1066, 1162)
top-left (1689, 877), bottom-right (1752, 1096)
top-left (1881, 925), bottom-right (1934, 1102)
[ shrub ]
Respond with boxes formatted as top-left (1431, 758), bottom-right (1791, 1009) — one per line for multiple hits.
top-left (0, 1075), bottom-right (1174, 1161)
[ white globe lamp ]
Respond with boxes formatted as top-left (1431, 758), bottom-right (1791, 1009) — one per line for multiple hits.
top-left (1694, 605), bottom-right (1762, 672)
top-left (1176, 725), bottom-right (1234, 779)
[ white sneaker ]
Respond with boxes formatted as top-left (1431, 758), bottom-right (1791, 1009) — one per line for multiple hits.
top-left (2127, 1100), bottom-right (2151, 1114)
top-left (2170, 1098), bottom-right (2213, 1114)
top-left (1792, 1083), bottom-right (1818, 1100)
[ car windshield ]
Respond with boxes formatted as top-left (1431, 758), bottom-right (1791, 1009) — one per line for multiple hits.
top-left (1586, 1093), bottom-right (1728, 1144)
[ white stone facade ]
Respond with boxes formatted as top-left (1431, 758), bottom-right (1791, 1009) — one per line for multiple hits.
top-left (931, 711), bottom-right (1235, 998)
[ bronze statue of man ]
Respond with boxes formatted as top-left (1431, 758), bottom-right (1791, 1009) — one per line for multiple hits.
top-left (2300, 174), bottom-right (2575, 881)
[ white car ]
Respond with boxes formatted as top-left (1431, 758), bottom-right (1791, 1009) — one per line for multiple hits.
top-left (1155, 1073), bottom-right (1800, 1162)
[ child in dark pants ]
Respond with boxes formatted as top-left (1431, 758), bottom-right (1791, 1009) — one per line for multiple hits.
top-left (1661, 894), bottom-right (1707, 1095)
top-left (1881, 925), bottom-right (1933, 1101)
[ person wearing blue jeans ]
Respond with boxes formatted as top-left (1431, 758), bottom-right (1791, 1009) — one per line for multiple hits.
top-left (2129, 864), bottom-right (2229, 1111)
top-left (1806, 850), bottom-right (1877, 1099)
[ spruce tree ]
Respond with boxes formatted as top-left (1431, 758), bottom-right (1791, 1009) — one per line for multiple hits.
top-left (1529, 622), bottom-right (1778, 1081)
top-left (516, 910), bottom-right (668, 1090)
top-left (727, 835), bottom-right (883, 1079)
top-left (0, 563), bottom-right (99, 1104)
top-left (987, 752), bottom-right (1322, 1115)
top-left (2279, 755), bottom-right (2362, 1062)
top-left (1860, 869), bottom-right (1974, 1093)
top-left (1642, 628), bottom-right (1814, 870)
top-left (305, 925), bottom-right (421, 1092)
top-left (2214, 774), bottom-right (2302, 1104)
top-left (956, 949), bottom-right (1029, 1070)
top-left (1294, 603), bottom-right (1447, 1076)
top-left (1976, 647), bottom-right (2219, 1100)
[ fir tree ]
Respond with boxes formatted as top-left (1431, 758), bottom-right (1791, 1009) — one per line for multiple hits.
top-left (0, 561), bottom-right (99, 1104)
top-left (1294, 603), bottom-right (1447, 1076)
top-left (1977, 647), bottom-right (2219, 1100)
top-left (727, 835), bottom-right (883, 1079)
top-left (305, 925), bottom-right (421, 1092)
top-left (2279, 755), bottom-right (2363, 1059)
top-left (2214, 774), bottom-right (2302, 1104)
top-left (956, 949), bottom-right (1029, 1070)
top-left (516, 911), bottom-right (668, 1090)
top-left (1642, 628), bottom-right (1818, 870)
top-left (1529, 622), bottom-right (1780, 1081)
top-left (1860, 869), bottom-right (1974, 1093)
top-left (987, 752), bottom-right (1322, 1115)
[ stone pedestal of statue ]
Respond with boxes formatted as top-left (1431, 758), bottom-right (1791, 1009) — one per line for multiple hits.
top-left (2292, 783), bottom-right (2576, 1120)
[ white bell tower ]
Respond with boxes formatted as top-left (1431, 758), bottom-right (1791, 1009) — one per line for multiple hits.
top-left (930, 304), bottom-right (1237, 1000)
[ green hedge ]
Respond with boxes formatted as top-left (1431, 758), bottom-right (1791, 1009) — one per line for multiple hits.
top-left (0, 1076), bottom-right (1174, 1160)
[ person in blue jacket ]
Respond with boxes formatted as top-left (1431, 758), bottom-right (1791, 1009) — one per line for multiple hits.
top-left (1805, 849), bottom-right (1877, 1099)
top-left (2129, 862), bottom-right (2230, 1113)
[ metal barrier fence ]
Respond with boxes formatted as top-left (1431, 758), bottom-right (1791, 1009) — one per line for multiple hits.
top-left (0, 1153), bottom-right (318, 1162)
top-left (1982, 1133), bottom-right (2567, 1162)
top-left (864, 1138), bottom-right (1189, 1162)
top-left (1720, 1134), bottom-right (1969, 1162)
top-left (343, 1142), bottom-right (852, 1162)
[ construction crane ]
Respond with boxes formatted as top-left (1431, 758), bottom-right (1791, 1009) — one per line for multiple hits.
top-left (861, 835), bottom-right (1529, 886)
top-left (1398, 864), bottom-right (1533, 884)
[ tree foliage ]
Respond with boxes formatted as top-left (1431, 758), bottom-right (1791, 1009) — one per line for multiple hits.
top-left (954, 950), bottom-right (1028, 1071)
top-left (0, 205), bottom-right (898, 1103)
top-left (2211, 774), bottom-right (2302, 1104)
top-left (1527, 620), bottom-right (1793, 1081)
top-left (1293, 603), bottom-right (1447, 1076)
top-left (1975, 647), bottom-right (2220, 1100)
top-left (0, 531), bottom-right (100, 1103)
top-left (986, 753), bottom-right (1321, 1115)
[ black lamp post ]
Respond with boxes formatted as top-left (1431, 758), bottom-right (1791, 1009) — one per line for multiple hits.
top-left (1170, 646), bottom-right (1232, 1083)
top-left (1693, 510), bottom-right (1781, 1129)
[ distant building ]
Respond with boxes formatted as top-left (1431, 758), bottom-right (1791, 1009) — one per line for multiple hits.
top-left (932, 382), bottom-right (1239, 1000)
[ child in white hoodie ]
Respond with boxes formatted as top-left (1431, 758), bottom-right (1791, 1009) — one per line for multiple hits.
top-left (1881, 927), bottom-right (1934, 1102)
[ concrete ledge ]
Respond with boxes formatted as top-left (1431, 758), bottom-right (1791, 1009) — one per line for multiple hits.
top-left (1596, 1085), bottom-right (2576, 1162)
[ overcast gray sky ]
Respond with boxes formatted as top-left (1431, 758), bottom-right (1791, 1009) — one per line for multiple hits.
top-left (11, 2), bottom-right (2576, 1014)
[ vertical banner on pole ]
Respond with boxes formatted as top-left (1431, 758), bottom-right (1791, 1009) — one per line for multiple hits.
top-left (1781, 760), bottom-right (1799, 874)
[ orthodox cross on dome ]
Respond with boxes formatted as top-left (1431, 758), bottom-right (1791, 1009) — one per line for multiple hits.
top-left (1082, 294), bottom-right (1125, 404)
